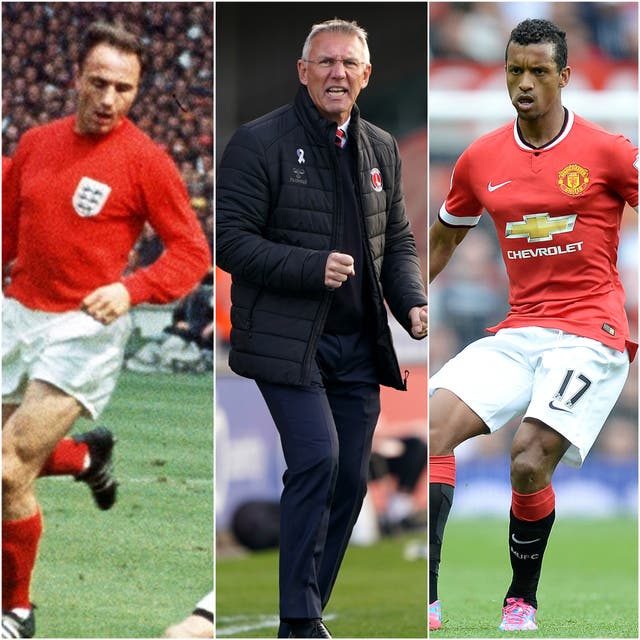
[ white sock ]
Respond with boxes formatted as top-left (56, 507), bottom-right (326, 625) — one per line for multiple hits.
top-left (9, 608), bottom-right (31, 620)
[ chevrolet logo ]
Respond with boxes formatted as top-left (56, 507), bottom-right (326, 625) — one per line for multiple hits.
top-left (505, 213), bottom-right (577, 243)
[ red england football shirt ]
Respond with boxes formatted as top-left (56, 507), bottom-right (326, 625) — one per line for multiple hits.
top-left (440, 110), bottom-right (638, 358)
top-left (3, 116), bottom-right (210, 311)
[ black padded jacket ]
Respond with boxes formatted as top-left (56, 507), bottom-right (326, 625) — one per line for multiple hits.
top-left (216, 86), bottom-right (427, 390)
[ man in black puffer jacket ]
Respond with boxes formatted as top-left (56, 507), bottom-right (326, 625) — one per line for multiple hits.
top-left (217, 18), bottom-right (428, 639)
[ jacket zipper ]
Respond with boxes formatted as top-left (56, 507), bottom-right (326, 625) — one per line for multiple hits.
top-left (354, 144), bottom-right (406, 391)
top-left (301, 131), bottom-right (342, 382)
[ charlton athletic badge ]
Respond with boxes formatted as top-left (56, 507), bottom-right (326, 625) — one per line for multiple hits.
top-left (557, 163), bottom-right (590, 196)
top-left (370, 168), bottom-right (383, 192)
top-left (72, 176), bottom-right (112, 217)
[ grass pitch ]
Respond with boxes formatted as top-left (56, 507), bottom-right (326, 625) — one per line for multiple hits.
top-left (216, 533), bottom-right (428, 638)
top-left (435, 517), bottom-right (637, 638)
top-left (31, 370), bottom-right (214, 638)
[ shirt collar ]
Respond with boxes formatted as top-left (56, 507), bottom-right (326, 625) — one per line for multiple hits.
top-left (337, 116), bottom-right (351, 141)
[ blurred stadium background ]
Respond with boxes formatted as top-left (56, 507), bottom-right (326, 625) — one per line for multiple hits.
top-left (2, 3), bottom-right (213, 636)
top-left (429, 1), bottom-right (638, 520)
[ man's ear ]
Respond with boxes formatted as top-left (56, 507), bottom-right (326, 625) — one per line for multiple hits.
top-left (297, 59), bottom-right (308, 86)
top-left (360, 64), bottom-right (372, 90)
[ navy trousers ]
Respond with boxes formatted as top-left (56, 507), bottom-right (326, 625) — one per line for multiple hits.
top-left (257, 333), bottom-right (381, 624)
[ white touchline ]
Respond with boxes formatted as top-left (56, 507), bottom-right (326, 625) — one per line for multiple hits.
top-left (217, 614), bottom-right (338, 637)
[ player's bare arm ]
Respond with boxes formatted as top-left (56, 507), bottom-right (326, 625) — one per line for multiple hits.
top-left (428, 218), bottom-right (469, 283)
top-left (81, 282), bottom-right (131, 324)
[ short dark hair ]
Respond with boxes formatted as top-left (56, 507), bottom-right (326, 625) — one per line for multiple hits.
top-left (78, 22), bottom-right (145, 74)
top-left (506, 19), bottom-right (568, 71)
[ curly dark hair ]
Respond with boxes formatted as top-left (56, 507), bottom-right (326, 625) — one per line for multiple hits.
top-left (505, 19), bottom-right (568, 71)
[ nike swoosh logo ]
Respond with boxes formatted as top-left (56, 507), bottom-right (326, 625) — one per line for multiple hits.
top-left (548, 400), bottom-right (571, 413)
top-left (487, 180), bottom-right (512, 192)
top-left (511, 534), bottom-right (541, 544)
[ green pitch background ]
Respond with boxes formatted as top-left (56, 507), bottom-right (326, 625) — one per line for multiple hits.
top-left (217, 517), bottom-right (637, 639)
top-left (216, 533), bottom-right (428, 638)
top-left (31, 371), bottom-right (214, 638)
top-left (435, 517), bottom-right (638, 638)
top-left (27, 368), bottom-right (636, 639)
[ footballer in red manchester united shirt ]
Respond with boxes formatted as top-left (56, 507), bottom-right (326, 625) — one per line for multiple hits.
top-left (428, 18), bottom-right (638, 635)
top-left (440, 110), bottom-right (638, 357)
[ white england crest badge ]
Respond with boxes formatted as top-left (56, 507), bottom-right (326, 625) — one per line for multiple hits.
top-left (72, 177), bottom-right (112, 217)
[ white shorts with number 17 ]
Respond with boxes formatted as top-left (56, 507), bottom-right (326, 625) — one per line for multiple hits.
top-left (2, 296), bottom-right (133, 419)
top-left (429, 327), bottom-right (630, 467)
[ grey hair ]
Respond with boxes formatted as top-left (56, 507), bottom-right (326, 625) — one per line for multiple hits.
top-left (301, 18), bottom-right (370, 64)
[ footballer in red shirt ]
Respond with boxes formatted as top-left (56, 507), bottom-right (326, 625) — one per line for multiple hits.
top-left (1, 23), bottom-right (210, 638)
top-left (439, 111), bottom-right (637, 357)
top-left (428, 18), bottom-right (637, 633)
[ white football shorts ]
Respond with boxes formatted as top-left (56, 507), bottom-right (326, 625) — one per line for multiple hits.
top-left (2, 296), bottom-right (133, 418)
top-left (429, 327), bottom-right (630, 467)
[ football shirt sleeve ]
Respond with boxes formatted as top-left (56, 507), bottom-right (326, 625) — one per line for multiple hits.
top-left (607, 135), bottom-right (638, 209)
top-left (439, 149), bottom-right (484, 228)
top-left (122, 148), bottom-right (211, 305)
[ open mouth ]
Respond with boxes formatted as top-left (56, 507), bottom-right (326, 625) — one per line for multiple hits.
top-left (516, 94), bottom-right (534, 107)
top-left (326, 87), bottom-right (348, 96)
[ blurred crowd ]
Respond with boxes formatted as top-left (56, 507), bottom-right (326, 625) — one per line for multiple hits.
top-left (2, 2), bottom-right (213, 266)
top-left (430, 2), bottom-right (638, 63)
